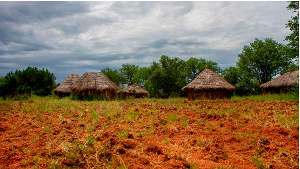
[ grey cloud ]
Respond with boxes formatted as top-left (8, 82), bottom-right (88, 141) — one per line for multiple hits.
top-left (0, 23), bottom-right (23, 44)
top-left (0, 2), bottom-right (90, 24)
top-left (0, 2), bottom-right (91, 47)
top-left (0, 20), bottom-right (52, 52)
top-left (110, 1), bottom-right (193, 19)
top-left (57, 16), bottom-right (116, 35)
top-left (110, 2), bottom-right (153, 18)
top-left (0, 1), bottom-right (292, 83)
top-left (140, 39), bottom-right (206, 50)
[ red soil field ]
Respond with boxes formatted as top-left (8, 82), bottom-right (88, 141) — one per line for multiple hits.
top-left (0, 98), bottom-right (298, 168)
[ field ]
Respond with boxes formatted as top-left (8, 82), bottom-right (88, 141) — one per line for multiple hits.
top-left (0, 95), bottom-right (298, 169)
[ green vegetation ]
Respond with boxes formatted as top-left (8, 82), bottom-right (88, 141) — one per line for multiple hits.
top-left (231, 93), bottom-right (299, 101)
top-left (251, 155), bottom-right (267, 169)
top-left (0, 66), bottom-right (56, 99)
top-left (119, 64), bottom-right (140, 86)
top-left (101, 67), bottom-right (125, 87)
top-left (168, 112), bottom-right (179, 122)
top-left (70, 93), bottom-right (105, 101)
top-left (118, 130), bottom-right (128, 139)
top-left (285, 1), bottom-right (299, 60)
top-left (231, 38), bottom-right (296, 96)
top-left (103, 52), bottom-right (298, 98)
top-left (101, 55), bottom-right (220, 98)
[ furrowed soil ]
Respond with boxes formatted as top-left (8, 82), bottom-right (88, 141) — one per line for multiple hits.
top-left (0, 97), bottom-right (298, 169)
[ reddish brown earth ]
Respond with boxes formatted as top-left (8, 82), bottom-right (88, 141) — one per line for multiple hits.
top-left (0, 98), bottom-right (298, 168)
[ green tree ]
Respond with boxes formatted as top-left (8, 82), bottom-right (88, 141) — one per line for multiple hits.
top-left (132, 67), bottom-right (150, 88)
top-left (237, 38), bottom-right (290, 84)
top-left (160, 55), bottom-right (186, 97)
top-left (0, 71), bottom-right (19, 97)
top-left (185, 57), bottom-right (221, 83)
top-left (146, 55), bottom-right (186, 98)
top-left (221, 66), bottom-right (239, 87)
top-left (18, 67), bottom-right (56, 96)
top-left (147, 62), bottom-right (165, 98)
top-left (236, 38), bottom-right (291, 95)
top-left (0, 66), bottom-right (56, 98)
top-left (101, 67), bottom-right (124, 87)
top-left (119, 64), bottom-right (140, 86)
top-left (235, 71), bottom-right (260, 96)
top-left (0, 77), bottom-right (5, 98)
top-left (286, 1), bottom-right (299, 60)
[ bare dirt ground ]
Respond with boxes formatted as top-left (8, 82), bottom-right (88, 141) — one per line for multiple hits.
top-left (0, 98), bottom-right (298, 168)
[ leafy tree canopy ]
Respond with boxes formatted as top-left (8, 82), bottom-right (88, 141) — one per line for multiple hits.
top-left (237, 38), bottom-right (290, 85)
top-left (132, 67), bottom-right (150, 88)
top-left (221, 66), bottom-right (239, 87)
top-left (185, 57), bottom-right (221, 83)
top-left (0, 66), bottom-right (56, 98)
top-left (286, 1), bottom-right (299, 60)
top-left (119, 64), bottom-right (140, 86)
top-left (101, 67), bottom-right (125, 87)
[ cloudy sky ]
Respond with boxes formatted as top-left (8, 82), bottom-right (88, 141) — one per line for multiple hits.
top-left (0, 1), bottom-right (294, 83)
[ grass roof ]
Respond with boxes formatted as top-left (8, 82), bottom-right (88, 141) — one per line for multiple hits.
top-left (117, 85), bottom-right (149, 95)
top-left (182, 68), bottom-right (235, 91)
top-left (260, 70), bottom-right (299, 88)
top-left (71, 72), bottom-right (118, 94)
top-left (54, 73), bottom-right (80, 94)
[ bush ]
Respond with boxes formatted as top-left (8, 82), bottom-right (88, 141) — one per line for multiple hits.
top-left (291, 83), bottom-right (299, 97)
top-left (0, 66), bottom-right (56, 98)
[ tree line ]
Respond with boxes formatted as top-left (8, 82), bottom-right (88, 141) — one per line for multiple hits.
top-left (0, 1), bottom-right (298, 99)
top-left (102, 56), bottom-right (221, 98)
top-left (0, 66), bottom-right (56, 98)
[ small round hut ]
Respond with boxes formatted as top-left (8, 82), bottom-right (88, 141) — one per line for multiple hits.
top-left (117, 85), bottom-right (149, 99)
top-left (182, 68), bottom-right (235, 100)
top-left (260, 70), bottom-right (299, 94)
top-left (71, 72), bottom-right (118, 100)
top-left (54, 73), bottom-right (80, 97)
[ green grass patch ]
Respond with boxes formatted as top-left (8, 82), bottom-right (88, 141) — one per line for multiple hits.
top-left (168, 113), bottom-right (179, 122)
top-left (251, 155), bottom-right (267, 169)
top-left (118, 130), bottom-right (128, 139)
top-left (232, 93), bottom-right (298, 101)
top-left (236, 131), bottom-right (259, 139)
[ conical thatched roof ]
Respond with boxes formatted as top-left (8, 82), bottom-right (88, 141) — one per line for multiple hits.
top-left (260, 70), bottom-right (299, 88)
top-left (71, 72), bottom-right (118, 94)
top-left (182, 68), bottom-right (235, 91)
top-left (54, 73), bottom-right (80, 95)
top-left (117, 85), bottom-right (149, 95)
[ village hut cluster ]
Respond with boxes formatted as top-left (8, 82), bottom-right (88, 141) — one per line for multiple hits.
top-left (54, 72), bottom-right (150, 100)
top-left (54, 69), bottom-right (299, 100)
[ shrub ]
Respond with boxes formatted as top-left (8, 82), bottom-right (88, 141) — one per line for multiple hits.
top-left (291, 83), bottom-right (299, 97)
top-left (0, 66), bottom-right (56, 98)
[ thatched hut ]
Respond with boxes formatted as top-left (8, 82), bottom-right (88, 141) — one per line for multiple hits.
top-left (260, 70), bottom-right (299, 94)
top-left (117, 85), bottom-right (149, 99)
top-left (54, 73), bottom-right (80, 97)
top-left (71, 72), bottom-right (118, 100)
top-left (182, 68), bottom-right (235, 100)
